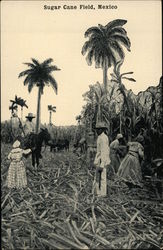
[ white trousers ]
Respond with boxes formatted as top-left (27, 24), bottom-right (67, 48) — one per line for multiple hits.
top-left (96, 167), bottom-right (107, 197)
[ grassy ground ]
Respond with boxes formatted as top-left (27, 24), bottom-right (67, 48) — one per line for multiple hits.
top-left (1, 143), bottom-right (163, 249)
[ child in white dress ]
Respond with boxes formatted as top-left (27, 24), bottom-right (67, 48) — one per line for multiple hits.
top-left (7, 140), bottom-right (31, 189)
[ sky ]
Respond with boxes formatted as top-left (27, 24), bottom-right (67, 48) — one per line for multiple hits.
top-left (1, 0), bottom-right (162, 126)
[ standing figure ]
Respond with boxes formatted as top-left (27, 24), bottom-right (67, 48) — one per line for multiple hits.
top-left (94, 122), bottom-right (111, 197)
top-left (110, 133), bottom-right (124, 174)
top-left (21, 112), bottom-right (35, 148)
top-left (7, 140), bottom-right (31, 189)
top-left (117, 136), bottom-right (144, 188)
top-left (87, 131), bottom-right (96, 169)
top-left (23, 112), bottom-right (35, 136)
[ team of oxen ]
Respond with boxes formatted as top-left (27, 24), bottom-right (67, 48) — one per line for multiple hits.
top-left (48, 137), bottom-right (87, 153)
top-left (24, 126), bottom-right (163, 185)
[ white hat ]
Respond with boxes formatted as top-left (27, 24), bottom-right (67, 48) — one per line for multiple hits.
top-left (13, 140), bottom-right (20, 148)
top-left (116, 134), bottom-right (123, 139)
top-left (95, 121), bottom-right (108, 129)
top-left (26, 112), bottom-right (35, 118)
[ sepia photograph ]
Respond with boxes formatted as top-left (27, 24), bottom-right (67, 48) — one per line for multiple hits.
top-left (1, 0), bottom-right (162, 249)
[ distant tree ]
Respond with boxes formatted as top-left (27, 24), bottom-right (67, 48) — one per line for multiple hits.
top-left (48, 105), bottom-right (56, 125)
top-left (76, 115), bottom-right (82, 125)
top-left (9, 103), bottom-right (18, 117)
top-left (19, 58), bottom-right (60, 133)
top-left (18, 98), bottom-right (28, 121)
top-left (9, 95), bottom-right (28, 120)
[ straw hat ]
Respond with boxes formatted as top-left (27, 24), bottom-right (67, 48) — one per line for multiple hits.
top-left (26, 113), bottom-right (35, 118)
top-left (116, 134), bottom-right (123, 139)
top-left (13, 140), bottom-right (20, 148)
top-left (95, 121), bottom-right (108, 129)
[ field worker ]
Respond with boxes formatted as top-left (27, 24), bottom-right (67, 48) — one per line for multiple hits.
top-left (94, 122), bottom-right (111, 197)
top-left (117, 135), bottom-right (144, 188)
top-left (7, 140), bottom-right (31, 189)
top-left (20, 113), bottom-right (36, 148)
top-left (110, 133), bottom-right (124, 174)
top-left (23, 113), bottom-right (35, 136)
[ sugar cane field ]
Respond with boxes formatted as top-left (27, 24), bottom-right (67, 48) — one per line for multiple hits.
top-left (1, 140), bottom-right (163, 250)
top-left (1, 15), bottom-right (163, 249)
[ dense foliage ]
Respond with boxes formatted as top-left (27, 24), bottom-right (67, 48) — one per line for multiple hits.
top-left (80, 77), bottom-right (163, 141)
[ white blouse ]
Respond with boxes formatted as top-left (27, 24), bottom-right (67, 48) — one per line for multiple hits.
top-left (94, 132), bottom-right (111, 168)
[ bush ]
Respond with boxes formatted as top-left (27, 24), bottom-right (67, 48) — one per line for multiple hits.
top-left (1, 120), bottom-right (22, 143)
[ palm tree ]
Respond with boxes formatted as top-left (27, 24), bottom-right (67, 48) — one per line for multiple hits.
top-left (19, 58), bottom-right (60, 133)
top-left (82, 19), bottom-right (131, 92)
top-left (76, 115), bottom-right (82, 126)
top-left (19, 98), bottom-right (28, 121)
top-left (48, 105), bottom-right (56, 125)
top-left (10, 95), bottom-right (28, 120)
top-left (9, 103), bottom-right (18, 117)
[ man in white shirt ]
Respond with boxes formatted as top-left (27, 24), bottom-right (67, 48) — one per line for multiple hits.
top-left (94, 122), bottom-right (111, 197)
top-left (20, 113), bottom-right (36, 150)
top-left (23, 113), bottom-right (35, 136)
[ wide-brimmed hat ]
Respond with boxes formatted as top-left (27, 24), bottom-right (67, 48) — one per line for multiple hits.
top-left (116, 134), bottom-right (123, 139)
top-left (95, 122), bottom-right (108, 129)
top-left (26, 113), bottom-right (35, 119)
top-left (13, 140), bottom-right (20, 148)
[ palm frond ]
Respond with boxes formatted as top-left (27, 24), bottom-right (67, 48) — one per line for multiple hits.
top-left (109, 41), bottom-right (125, 60)
top-left (23, 74), bottom-right (33, 86)
top-left (45, 65), bottom-right (61, 73)
top-left (111, 79), bottom-right (119, 84)
top-left (86, 50), bottom-right (94, 66)
top-left (111, 34), bottom-right (131, 51)
top-left (107, 27), bottom-right (127, 36)
top-left (18, 69), bottom-right (34, 78)
top-left (42, 58), bottom-right (53, 66)
top-left (10, 100), bottom-right (15, 103)
top-left (23, 63), bottom-right (35, 68)
top-left (105, 47), bottom-right (117, 68)
top-left (114, 60), bottom-right (124, 76)
top-left (81, 41), bottom-right (93, 56)
top-left (31, 58), bottom-right (40, 66)
top-left (84, 26), bottom-right (102, 38)
top-left (121, 72), bottom-right (134, 77)
top-left (48, 75), bottom-right (58, 94)
top-left (106, 19), bottom-right (127, 30)
top-left (52, 106), bottom-right (56, 112)
top-left (28, 83), bottom-right (34, 93)
top-left (122, 77), bottom-right (136, 82)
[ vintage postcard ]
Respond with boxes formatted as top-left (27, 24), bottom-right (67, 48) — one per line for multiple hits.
top-left (1, 0), bottom-right (162, 249)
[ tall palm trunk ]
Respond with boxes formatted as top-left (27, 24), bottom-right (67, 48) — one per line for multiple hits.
top-left (49, 111), bottom-right (52, 125)
top-left (103, 57), bottom-right (108, 93)
top-left (119, 79), bottom-right (131, 116)
top-left (21, 107), bottom-right (23, 122)
top-left (36, 86), bottom-right (42, 133)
